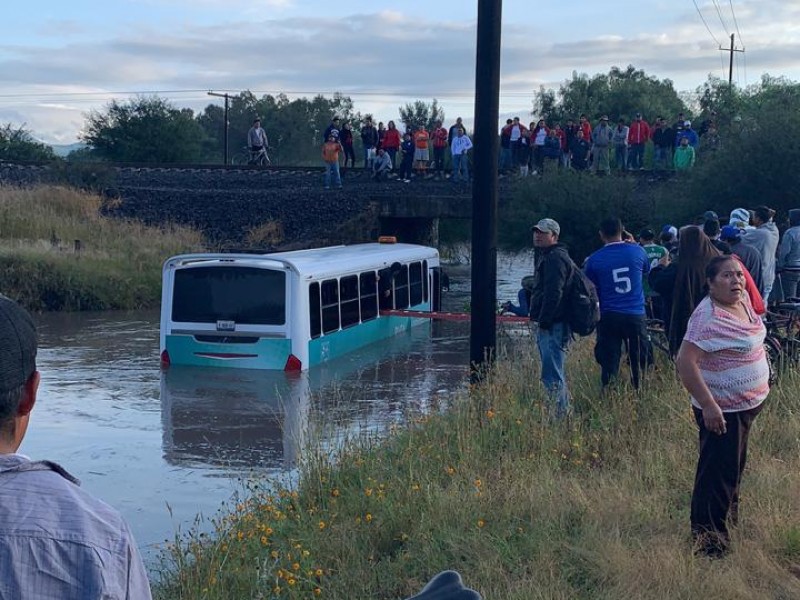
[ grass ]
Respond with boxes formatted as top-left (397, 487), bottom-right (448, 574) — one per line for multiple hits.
top-left (0, 184), bottom-right (203, 310)
top-left (153, 340), bottom-right (800, 599)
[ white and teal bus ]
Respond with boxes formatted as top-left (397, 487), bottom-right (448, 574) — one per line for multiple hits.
top-left (160, 242), bottom-right (441, 371)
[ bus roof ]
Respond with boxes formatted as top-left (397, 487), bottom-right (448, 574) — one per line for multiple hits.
top-left (166, 243), bottom-right (439, 280)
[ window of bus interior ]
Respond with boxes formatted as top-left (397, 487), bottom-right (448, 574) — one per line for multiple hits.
top-left (422, 260), bottom-right (429, 302)
top-left (321, 279), bottom-right (340, 334)
top-left (340, 275), bottom-right (360, 328)
top-left (393, 264), bottom-right (410, 309)
top-left (359, 271), bottom-right (378, 321)
top-left (409, 261), bottom-right (423, 306)
top-left (172, 266), bottom-right (285, 325)
top-left (309, 282), bottom-right (321, 339)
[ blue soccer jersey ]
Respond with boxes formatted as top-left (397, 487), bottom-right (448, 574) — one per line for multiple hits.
top-left (584, 242), bottom-right (650, 315)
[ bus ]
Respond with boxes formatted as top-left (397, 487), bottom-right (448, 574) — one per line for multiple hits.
top-left (160, 242), bottom-right (442, 371)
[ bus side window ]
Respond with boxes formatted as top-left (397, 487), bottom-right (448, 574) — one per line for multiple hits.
top-left (360, 271), bottom-right (378, 321)
top-left (422, 260), bottom-right (428, 303)
top-left (394, 265), bottom-right (410, 310)
top-left (321, 279), bottom-right (340, 334)
top-left (309, 282), bottom-right (321, 339)
top-left (340, 275), bottom-right (360, 328)
top-left (409, 261), bottom-right (423, 306)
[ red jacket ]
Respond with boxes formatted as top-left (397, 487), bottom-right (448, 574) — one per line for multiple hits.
top-left (432, 127), bottom-right (449, 149)
top-left (628, 120), bottom-right (651, 144)
top-left (382, 128), bottom-right (401, 150)
top-left (579, 121), bottom-right (592, 140)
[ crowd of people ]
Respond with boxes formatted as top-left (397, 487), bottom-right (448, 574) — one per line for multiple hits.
top-left (508, 203), bottom-right (800, 558)
top-left (243, 110), bottom-right (721, 188)
top-left (316, 115), bottom-right (474, 188)
top-left (498, 111), bottom-right (718, 176)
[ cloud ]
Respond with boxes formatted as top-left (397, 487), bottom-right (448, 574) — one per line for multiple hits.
top-left (1, 5), bottom-right (799, 142)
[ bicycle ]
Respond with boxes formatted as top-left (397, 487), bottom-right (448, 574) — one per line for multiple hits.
top-left (763, 300), bottom-right (800, 383)
top-left (231, 145), bottom-right (271, 167)
top-left (645, 318), bottom-right (671, 361)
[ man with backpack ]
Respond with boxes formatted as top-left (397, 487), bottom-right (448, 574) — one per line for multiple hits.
top-left (529, 218), bottom-right (575, 418)
top-left (584, 217), bottom-right (652, 389)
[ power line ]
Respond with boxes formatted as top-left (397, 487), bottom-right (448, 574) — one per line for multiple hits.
top-left (710, 0), bottom-right (732, 35)
top-left (728, 0), bottom-right (746, 46)
top-left (691, 0), bottom-right (723, 46)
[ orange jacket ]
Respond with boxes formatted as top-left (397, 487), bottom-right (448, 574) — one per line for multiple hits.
top-left (322, 141), bottom-right (342, 163)
top-left (414, 129), bottom-right (430, 149)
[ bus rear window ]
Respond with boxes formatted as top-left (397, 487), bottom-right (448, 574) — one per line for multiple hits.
top-left (172, 266), bottom-right (286, 325)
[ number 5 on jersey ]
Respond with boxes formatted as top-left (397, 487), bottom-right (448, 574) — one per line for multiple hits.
top-left (613, 267), bottom-right (631, 294)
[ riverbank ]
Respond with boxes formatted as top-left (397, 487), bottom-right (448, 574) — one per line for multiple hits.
top-left (154, 342), bottom-right (800, 599)
top-left (0, 185), bottom-right (202, 310)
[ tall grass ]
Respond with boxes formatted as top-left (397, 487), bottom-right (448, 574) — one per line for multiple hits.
top-left (154, 341), bottom-right (800, 599)
top-left (0, 185), bottom-right (203, 310)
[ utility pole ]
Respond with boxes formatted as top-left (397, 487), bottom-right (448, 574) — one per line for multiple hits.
top-left (719, 33), bottom-right (744, 87)
top-left (469, 0), bottom-right (502, 380)
top-left (207, 91), bottom-right (232, 164)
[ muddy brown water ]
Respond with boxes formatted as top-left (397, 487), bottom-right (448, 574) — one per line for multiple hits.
top-left (21, 251), bottom-right (534, 566)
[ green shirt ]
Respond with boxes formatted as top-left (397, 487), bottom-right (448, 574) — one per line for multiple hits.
top-left (642, 243), bottom-right (667, 295)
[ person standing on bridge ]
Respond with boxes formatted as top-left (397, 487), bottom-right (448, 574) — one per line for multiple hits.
top-left (450, 127), bottom-right (473, 184)
top-left (247, 118), bottom-right (268, 163)
top-left (321, 134), bottom-right (343, 190)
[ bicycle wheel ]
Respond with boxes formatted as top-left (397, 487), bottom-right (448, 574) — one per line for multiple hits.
top-left (231, 152), bottom-right (250, 166)
top-left (646, 319), bottom-right (670, 360)
top-left (764, 335), bottom-right (782, 386)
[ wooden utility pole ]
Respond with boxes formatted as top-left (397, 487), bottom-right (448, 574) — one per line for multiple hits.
top-left (469, 0), bottom-right (502, 379)
top-left (719, 33), bottom-right (744, 87)
top-left (208, 91), bottom-right (232, 164)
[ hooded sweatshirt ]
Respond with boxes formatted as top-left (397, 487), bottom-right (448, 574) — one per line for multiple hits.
top-left (742, 221), bottom-right (780, 291)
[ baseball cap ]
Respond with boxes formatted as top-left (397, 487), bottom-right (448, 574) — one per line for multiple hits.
top-left (720, 225), bottom-right (742, 241)
top-left (729, 208), bottom-right (750, 228)
top-left (661, 224), bottom-right (678, 238)
top-left (639, 227), bottom-right (655, 240)
top-left (600, 115), bottom-right (609, 121)
top-left (703, 210), bottom-right (719, 221)
top-left (684, 120), bottom-right (691, 127)
top-left (531, 218), bottom-right (560, 236)
top-left (0, 295), bottom-right (37, 393)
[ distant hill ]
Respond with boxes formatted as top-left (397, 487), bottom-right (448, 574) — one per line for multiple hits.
top-left (50, 142), bottom-right (87, 157)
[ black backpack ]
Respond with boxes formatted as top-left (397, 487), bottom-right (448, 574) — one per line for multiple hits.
top-left (564, 261), bottom-right (600, 336)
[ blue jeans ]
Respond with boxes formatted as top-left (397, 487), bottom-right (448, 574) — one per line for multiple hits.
top-left (324, 162), bottom-right (341, 188)
top-left (653, 146), bottom-right (669, 170)
top-left (614, 146), bottom-right (628, 171)
top-left (452, 154), bottom-right (469, 182)
top-left (628, 143), bottom-right (645, 169)
top-left (499, 147), bottom-right (512, 170)
top-left (535, 322), bottom-right (571, 417)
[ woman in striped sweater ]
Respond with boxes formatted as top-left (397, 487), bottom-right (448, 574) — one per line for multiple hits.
top-left (676, 255), bottom-right (770, 557)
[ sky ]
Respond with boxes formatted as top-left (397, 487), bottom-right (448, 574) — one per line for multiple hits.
top-left (3, 0), bottom-right (799, 144)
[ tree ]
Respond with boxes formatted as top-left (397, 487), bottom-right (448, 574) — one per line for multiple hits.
top-left (398, 99), bottom-right (445, 132)
top-left (81, 96), bottom-right (207, 163)
top-left (0, 124), bottom-right (57, 162)
top-left (533, 66), bottom-right (687, 124)
top-left (198, 91), bottom-right (362, 165)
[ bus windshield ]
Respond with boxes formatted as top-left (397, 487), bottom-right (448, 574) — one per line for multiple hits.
top-left (172, 266), bottom-right (286, 325)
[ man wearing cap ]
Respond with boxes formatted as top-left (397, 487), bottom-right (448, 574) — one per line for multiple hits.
top-left (585, 217), bottom-right (651, 389)
top-left (591, 116), bottom-right (613, 175)
top-left (322, 116), bottom-right (341, 143)
top-left (528, 218), bottom-right (573, 417)
top-left (742, 206), bottom-right (780, 300)
top-left (0, 295), bottom-right (151, 599)
top-left (720, 225), bottom-right (763, 293)
top-left (627, 112), bottom-right (651, 170)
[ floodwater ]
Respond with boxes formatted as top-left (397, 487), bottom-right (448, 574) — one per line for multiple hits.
top-left (20, 250), bottom-right (535, 566)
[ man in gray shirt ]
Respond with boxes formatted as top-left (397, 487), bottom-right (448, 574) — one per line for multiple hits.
top-left (0, 295), bottom-right (152, 600)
